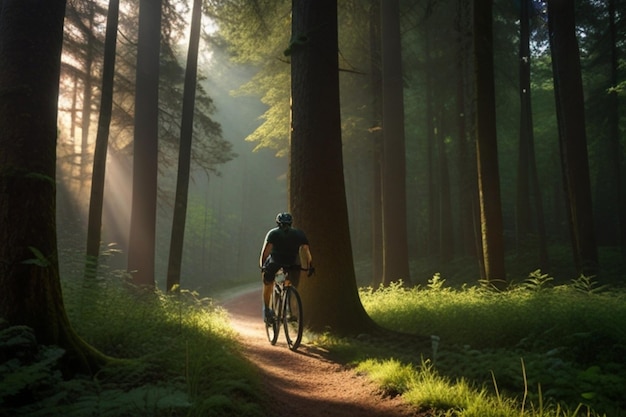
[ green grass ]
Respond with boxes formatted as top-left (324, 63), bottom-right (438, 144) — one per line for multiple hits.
top-left (4, 245), bottom-right (625, 417)
top-left (324, 271), bottom-right (626, 417)
top-left (1, 269), bottom-right (264, 417)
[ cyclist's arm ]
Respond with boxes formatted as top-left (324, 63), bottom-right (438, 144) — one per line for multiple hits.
top-left (299, 244), bottom-right (312, 269)
top-left (260, 242), bottom-right (273, 268)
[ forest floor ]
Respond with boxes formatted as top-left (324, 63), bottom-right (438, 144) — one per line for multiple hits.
top-left (221, 287), bottom-right (426, 417)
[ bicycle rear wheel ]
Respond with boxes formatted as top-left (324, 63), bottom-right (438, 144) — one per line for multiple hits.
top-left (265, 285), bottom-right (280, 345)
top-left (283, 287), bottom-right (303, 351)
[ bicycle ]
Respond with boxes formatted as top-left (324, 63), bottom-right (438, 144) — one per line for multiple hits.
top-left (265, 267), bottom-right (307, 351)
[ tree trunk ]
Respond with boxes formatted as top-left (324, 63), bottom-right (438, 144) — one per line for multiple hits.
top-left (607, 0), bottom-right (626, 255)
top-left (594, 0), bottom-right (625, 253)
top-left (515, 0), bottom-right (532, 249)
top-left (85, 0), bottom-right (120, 280)
top-left (516, 0), bottom-right (549, 269)
top-left (437, 114), bottom-right (453, 262)
top-left (0, 0), bottom-right (107, 375)
top-left (128, 0), bottom-right (162, 288)
top-left (368, 0), bottom-right (383, 287)
top-left (548, 0), bottom-right (599, 276)
top-left (289, 0), bottom-right (374, 335)
top-left (473, 0), bottom-right (506, 286)
top-left (455, 0), bottom-right (478, 261)
top-left (425, 26), bottom-right (437, 260)
top-left (380, 0), bottom-right (411, 285)
top-left (166, 0), bottom-right (202, 292)
top-left (79, 1), bottom-right (96, 194)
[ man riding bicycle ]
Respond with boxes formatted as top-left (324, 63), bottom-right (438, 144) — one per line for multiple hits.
top-left (260, 212), bottom-right (313, 323)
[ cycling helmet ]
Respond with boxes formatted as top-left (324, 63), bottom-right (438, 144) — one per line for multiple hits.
top-left (275, 212), bottom-right (293, 226)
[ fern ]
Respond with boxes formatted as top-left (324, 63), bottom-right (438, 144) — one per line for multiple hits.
top-left (570, 275), bottom-right (608, 294)
top-left (522, 269), bottom-right (554, 292)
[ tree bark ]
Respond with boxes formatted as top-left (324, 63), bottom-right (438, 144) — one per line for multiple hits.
top-left (594, 0), bottom-right (625, 253)
top-left (128, 0), bottom-right (162, 287)
top-left (79, 1), bottom-right (96, 194)
top-left (437, 115), bottom-right (453, 262)
top-left (85, 0), bottom-right (120, 279)
top-left (455, 0), bottom-right (479, 262)
top-left (368, 0), bottom-right (384, 287)
top-left (380, 0), bottom-right (411, 285)
top-left (516, 0), bottom-right (548, 269)
top-left (548, 0), bottom-right (599, 276)
top-left (166, 0), bottom-right (202, 292)
top-left (0, 0), bottom-right (107, 375)
top-left (289, 0), bottom-right (374, 334)
top-left (607, 0), bottom-right (626, 255)
top-left (473, 0), bottom-right (506, 285)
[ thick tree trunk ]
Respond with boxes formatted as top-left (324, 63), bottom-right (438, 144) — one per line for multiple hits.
top-left (128, 0), bottom-right (162, 287)
top-left (166, 0), bottom-right (202, 292)
top-left (289, 0), bottom-right (374, 334)
top-left (548, 0), bottom-right (599, 276)
top-left (0, 0), bottom-right (107, 375)
top-left (380, 0), bottom-right (411, 285)
top-left (473, 0), bottom-right (506, 285)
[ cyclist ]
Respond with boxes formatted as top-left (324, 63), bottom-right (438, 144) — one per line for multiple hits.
top-left (259, 212), bottom-right (313, 323)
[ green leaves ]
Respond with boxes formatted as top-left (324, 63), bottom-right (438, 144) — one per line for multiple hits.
top-left (21, 246), bottom-right (51, 268)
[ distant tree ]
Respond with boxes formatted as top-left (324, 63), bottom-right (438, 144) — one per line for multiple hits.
top-left (207, 0), bottom-right (292, 155)
top-left (454, 0), bottom-right (479, 262)
top-left (127, 0), bottom-right (162, 287)
top-left (590, 0), bottom-right (625, 253)
top-left (166, 0), bottom-right (203, 292)
top-left (78, 1), bottom-right (97, 192)
top-left (473, 0), bottom-right (506, 285)
top-left (380, 0), bottom-right (411, 285)
top-left (368, 0), bottom-right (384, 286)
top-left (424, 4), bottom-right (437, 260)
top-left (516, 0), bottom-right (548, 268)
top-left (85, 0), bottom-right (120, 280)
top-left (289, 0), bottom-right (374, 334)
top-left (61, 0), bottom-right (106, 191)
top-left (606, 0), bottom-right (625, 255)
top-left (436, 113), bottom-right (454, 263)
top-left (0, 0), bottom-right (107, 374)
top-left (547, 0), bottom-right (598, 276)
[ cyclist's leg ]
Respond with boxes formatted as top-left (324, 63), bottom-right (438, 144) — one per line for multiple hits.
top-left (286, 264), bottom-right (301, 287)
top-left (262, 261), bottom-right (280, 319)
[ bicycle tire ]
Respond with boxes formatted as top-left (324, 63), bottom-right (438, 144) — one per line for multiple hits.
top-left (265, 284), bottom-right (280, 345)
top-left (283, 286), bottom-right (303, 351)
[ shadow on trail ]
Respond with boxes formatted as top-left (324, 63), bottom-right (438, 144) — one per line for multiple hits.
top-left (220, 287), bottom-right (423, 417)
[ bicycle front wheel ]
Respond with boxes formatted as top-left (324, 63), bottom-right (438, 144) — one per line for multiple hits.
top-left (283, 287), bottom-right (303, 351)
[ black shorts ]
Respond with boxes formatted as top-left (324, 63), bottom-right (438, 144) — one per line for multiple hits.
top-left (262, 261), bottom-right (300, 286)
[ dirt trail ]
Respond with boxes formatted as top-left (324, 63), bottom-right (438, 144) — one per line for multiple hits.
top-left (221, 288), bottom-right (420, 417)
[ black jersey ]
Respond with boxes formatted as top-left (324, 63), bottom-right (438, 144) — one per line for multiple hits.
top-left (264, 226), bottom-right (309, 265)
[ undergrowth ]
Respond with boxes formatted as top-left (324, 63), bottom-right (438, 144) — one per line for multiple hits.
top-left (0, 269), bottom-right (263, 417)
top-left (323, 271), bottom-right (626, 417)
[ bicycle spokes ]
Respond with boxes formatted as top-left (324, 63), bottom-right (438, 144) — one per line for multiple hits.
top-left (283, 288), bottom-right (303, 351)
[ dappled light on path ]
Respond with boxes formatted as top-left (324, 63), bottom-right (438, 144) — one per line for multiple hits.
top-left (221, 288), bottom-right (421, 417)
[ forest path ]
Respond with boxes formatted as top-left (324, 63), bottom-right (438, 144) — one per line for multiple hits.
top-left (220, 287), bottom-right (422, 417)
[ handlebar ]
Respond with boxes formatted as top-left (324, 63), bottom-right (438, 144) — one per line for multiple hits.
top-left (259, 264), bottom-right (315, 277)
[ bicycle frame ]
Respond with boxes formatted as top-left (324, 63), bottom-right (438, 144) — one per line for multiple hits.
top-left (265, 268), bottom-right (304, 351)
